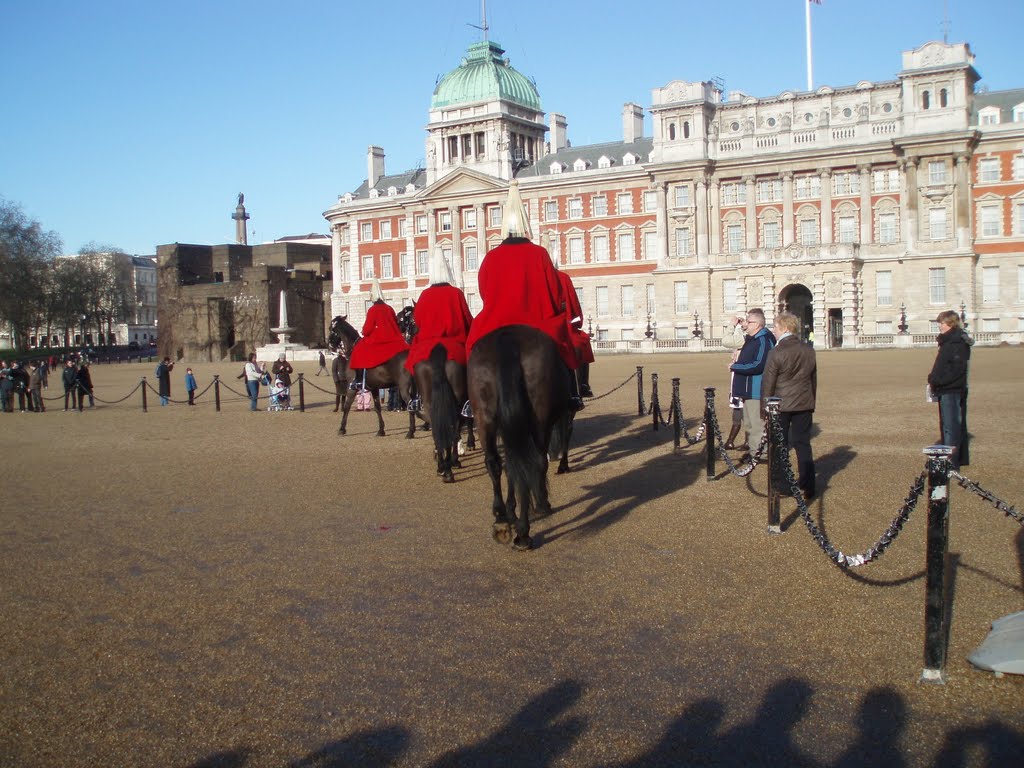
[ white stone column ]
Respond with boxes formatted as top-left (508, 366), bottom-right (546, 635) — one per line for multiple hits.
top-left (955, 153), bottom-right (971, 248)
top-left (696, 177), bottom-right (710, 263)
top-left (858, 164), bottom-right (872, 244)
top-left (655, 183), bottom-right (669, 268)
top-left (782, 171), bottom-right (794, 246)
top-left (450, 206), bottom-right (463, 288)
top-left (744, 175), bottom-right (757, 249)
top-left (902, 158), bottom-right (918, 252)
top-left (819, 168), bottom-right (833, 245)
top-left (709, 179), bottom-right (721, 257)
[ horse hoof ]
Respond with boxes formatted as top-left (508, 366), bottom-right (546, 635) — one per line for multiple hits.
top-left (555, 463), bottom-right (570, 474)
top-left (406, 432), bottom-right (415, 439)
top-left (377, 431), bottom-right (386, 437)
top-left (442, 473), bottom-right (456, 484)
top-left (338, 428), bottom-right (346, 435)
top-left (492, 523), bottom-right (513, 545)
top-left (512, 535), bottom-right (533, 551)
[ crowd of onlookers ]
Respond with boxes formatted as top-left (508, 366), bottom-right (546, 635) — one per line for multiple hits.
top-left (0, 354), bottom-right (95, 413)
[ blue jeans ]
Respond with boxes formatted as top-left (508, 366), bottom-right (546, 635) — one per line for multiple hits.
top-left (938, 392), bottom-right (964, 468)
top-left (246, 380), bottom-right (259, 411)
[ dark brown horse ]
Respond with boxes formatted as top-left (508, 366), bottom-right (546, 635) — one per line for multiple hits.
top-left (467, 325), bottom-right (573, 550)
top-left (414, 343), bottom-right (475, 483)
top-left (330, 316), bottom-right (417, 438)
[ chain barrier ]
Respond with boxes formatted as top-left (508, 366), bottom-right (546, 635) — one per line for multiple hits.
top-left (707, 402), bottom-right (768, 478)
top-left (303, 377), bottom-right (339, 396)
top-left (767, 415), bottom-right (928, 569)
top-left (590, 371), bottom-right (638, 404)
top-left (673, 391), bottom-right (706, 446)
top-left (92, 381), bottom-right (145, 405)
top-left (950, 470), bottom-right (1024, 527)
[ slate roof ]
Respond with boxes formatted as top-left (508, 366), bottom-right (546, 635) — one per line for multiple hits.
top-left (517, 137), bottom-right (654, 178)
top-left (351, 167), bottom-right (428, 198)
top-left (972, 88), bottom-right (1024, 124)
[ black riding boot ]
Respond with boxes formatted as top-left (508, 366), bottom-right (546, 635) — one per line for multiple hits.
top-left (578, 362), bottom-right (593, 398)
top-left (349, 370), bottom-right (365, 391)
top-left (569, 371), bottom-right (585, 412)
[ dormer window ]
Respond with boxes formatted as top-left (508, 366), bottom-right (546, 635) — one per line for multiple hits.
top-left (369, 189), bottom-right (380, 199)
top-left (550, 161), bottom-right (565, 175)
top-left (1014, 103), bottom-right (1024, 122)
top-left (342, 193), bottom-right (355, 203)
top-left (573, 158), bottom-right (589, 172)
top-left (598, 156), bottom-right (613, 169)
top-left (387, 186), bottom-right (398, 197)
top-left (623, 153), bottom-right (638, 166)
top-left (979, 106), bottom-right (1001, 125)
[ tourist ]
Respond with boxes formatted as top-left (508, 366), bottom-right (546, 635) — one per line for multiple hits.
top-left (244, 353), bottom-right (265, 412)
top-left (316, 350), bottom-right (328, 376)
top-left (721, 316), bottom-right (748, 450)
top-left (28, 361), bottom-right (45, 413)
top-left (77, 361), bottom-right (95, 408)
top-left (155, 356), bottom-right (173, 406)
top-left (728, 309), bottom-right (775, 456)
top-left (331, 352), bottom-right (346, 412)
top-left (927, 309), bottom-right (972, 470)
top-left (185, 367), bottom-right (198, 406)
top-left (272, 353), bottom-right (293, 388)
top-left (0, 361), bottom-right (13, 413)
top-left (762, 311), bottom-right (818, 500)
top-left (62, 360), bottom-right (77, 411)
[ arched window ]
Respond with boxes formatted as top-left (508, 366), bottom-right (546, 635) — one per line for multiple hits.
top-left (922, 90), bottom-right (930, 110)
top-left (668, 123), bottom-right (676, 140)
top-left (683, 121), bottom-right (690, 139)
top-left (940, 88), bottom-right (948, 108)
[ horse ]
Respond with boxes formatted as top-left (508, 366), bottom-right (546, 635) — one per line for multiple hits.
top-left (414, 343), bottom-right (475, 483)
top-left (330, 316), bottom-right (418, 438)
top-left (467, 325), bottom-right (574, 550)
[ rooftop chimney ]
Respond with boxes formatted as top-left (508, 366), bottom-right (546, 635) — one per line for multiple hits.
top-left (623, 103), bottom-right (644, 143)
top-left (367, 146), bottom-right (385, 188)
top-left (549, 113), bottom-right (568, 153)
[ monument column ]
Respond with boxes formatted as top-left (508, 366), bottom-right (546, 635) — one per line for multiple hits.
top-left (233, 193), bottom-right (250, 245)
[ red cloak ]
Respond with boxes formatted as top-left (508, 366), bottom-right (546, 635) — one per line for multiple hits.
top-left (555, 269), bottom-right (596, 365)
top-left (405, 283), bottom-right (474, 373)
top-left (348, 301), bottom-right (410, 369)
top-left (466, 239), bottom-right (577, 370)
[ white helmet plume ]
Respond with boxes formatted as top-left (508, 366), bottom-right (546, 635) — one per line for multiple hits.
top-left (500, 180), bottom-right (532, 240)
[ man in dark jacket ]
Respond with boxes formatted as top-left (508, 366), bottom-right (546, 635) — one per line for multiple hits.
top-left (331, 353), bottom-right (346, 412)
top-left (762, 311), bottom-right (818, 500)
top-left (62, 360), bottom-right (78, 411)
top-left (927, 309), bottom-right (971, 469)
top-left (729, 308), bottom-right (776, 454)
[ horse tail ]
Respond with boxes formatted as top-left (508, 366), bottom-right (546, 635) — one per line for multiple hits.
top-left (428, 343), bottom-right (459, 456)
top-left (496, 330), bottom-right (547, 511)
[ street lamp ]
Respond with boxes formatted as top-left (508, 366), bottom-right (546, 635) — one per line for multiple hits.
top-left (897, 302), bottom-right (909, 335)
top-left (959, 300), bottom-right (968, 331)
top-left (79, 314), bottom-right (87, 348)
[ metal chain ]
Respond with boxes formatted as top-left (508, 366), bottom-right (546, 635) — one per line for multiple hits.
top-left (709, 404), bottom-right (767, 478)
top-left (590, 372), bottom-right (638, 403)
top-left (303, 378), bottom-right (339, 396)
top-left (768, 416), bottom-right (928, 568)
top-left (950, 470), bottom-right (1024, 527)
top-left (92, 381), bottom-right (144, 405)
top-left (674, 395), bottom-right (705, 446)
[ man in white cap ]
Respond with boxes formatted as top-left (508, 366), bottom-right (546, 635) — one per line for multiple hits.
top-left (405, 248), bottom-right (474, 376)
top-left (348, 278), bottom-right (410, 390)
top-left (465, 180), bottom-right (583, 409)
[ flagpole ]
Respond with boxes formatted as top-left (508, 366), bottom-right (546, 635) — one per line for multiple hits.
top-left (805, 0), bottom-right (814, 91)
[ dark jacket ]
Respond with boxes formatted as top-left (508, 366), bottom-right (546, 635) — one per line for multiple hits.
top-left (730, 327), bottom-right (776, 400)
top-left (77, 365), bottom-right (93, 392)
top-left (927, 328), bottom-right (971, 395)
top-left (762, 334), bottom-right (817, 413)
top-left (272, 360), bottom-right (293, 387)
top-left (62, 365), bottom-right (77, 389)
top-left (331, 355), bottom-right (346, 384)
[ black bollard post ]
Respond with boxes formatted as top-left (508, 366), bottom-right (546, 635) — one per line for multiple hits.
top-left (636, 366), bottom-right (645, 417)
top-left (671, 377), bottom-right (681, 450)
top-left (298, 373), bottom-right (306, 413)
top-left (650, 373), bottom-right (660, 431)
top-left (141, 376), bottom-right (148, 413)
top-left (921, 444), bottom-right (955, 684)
top-left (703, 387), bottom-right (716, 481)
top-left (765, 397), bottom-right (783, 534)
top-left (214, 375), bottom-right (221, 412)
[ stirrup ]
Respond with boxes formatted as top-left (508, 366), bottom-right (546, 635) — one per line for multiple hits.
top-left (460, 401), bottom-right (473, 418)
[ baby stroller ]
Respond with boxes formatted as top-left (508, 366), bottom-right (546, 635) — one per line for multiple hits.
top-left (267, 377), bottom-right (292, 411)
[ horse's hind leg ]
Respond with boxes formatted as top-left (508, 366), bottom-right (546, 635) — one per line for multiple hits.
top-left (484, 438), bottom-right (512, 545)
top-left (509, 485), bottom-right (532, 551)
top-left (338, 391), bottom-right (353, 435)
top-left (373, 392), bottom-right (386, 436)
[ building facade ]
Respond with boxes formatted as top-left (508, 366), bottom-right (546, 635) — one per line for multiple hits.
top-left (323, 40), bottom-right (1024, 350)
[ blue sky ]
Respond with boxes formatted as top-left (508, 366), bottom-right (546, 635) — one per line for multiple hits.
top-left (3, 0), bottom-right (1021, 256)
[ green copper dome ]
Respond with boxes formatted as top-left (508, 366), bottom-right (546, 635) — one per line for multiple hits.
top-left (431, 40), bottom-right (541, 112)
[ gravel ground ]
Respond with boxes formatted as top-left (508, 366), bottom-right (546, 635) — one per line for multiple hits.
top-left (1, 348), bottom-right (1023, 767)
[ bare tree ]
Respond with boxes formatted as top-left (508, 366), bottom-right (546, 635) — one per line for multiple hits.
top-left (0, 197), bottom-right (62, 349)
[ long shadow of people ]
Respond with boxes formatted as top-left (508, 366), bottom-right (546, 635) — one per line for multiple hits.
top-left (186, 749), bottom-right (251, 768)
top-left (604, 698), bottom-right (724, 767)
top-left (832, 686), bottom-right (907, 768)
top-left (690, 677), bottom-right (820, 767)
top-left (932, 720), bottom-right (1024, 767)
top-left (290, 725), bottom-right (410, 767)
top-left (427, 679), bottom-right (585, 768)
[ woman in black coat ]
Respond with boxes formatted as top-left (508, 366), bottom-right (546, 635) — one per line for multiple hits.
top-left (927, 310), bottom-right (971, 469)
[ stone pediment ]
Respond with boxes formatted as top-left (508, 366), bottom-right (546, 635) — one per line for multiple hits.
top-left (417, 168), bottom-right (507, 201)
